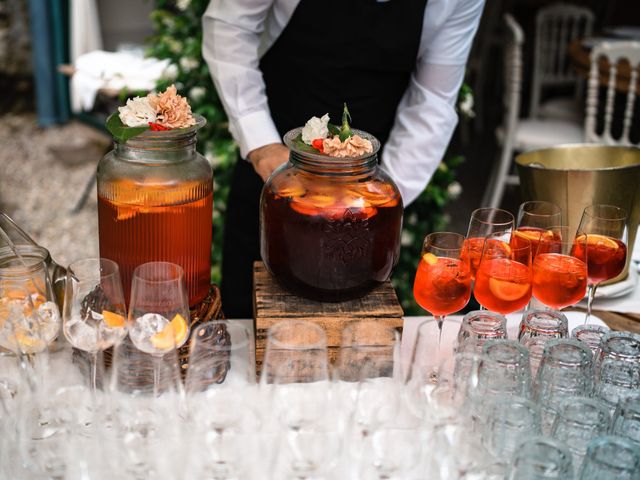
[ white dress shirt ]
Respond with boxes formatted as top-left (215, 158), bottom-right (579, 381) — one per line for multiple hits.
top-left (202, 0), bottom-right (484, 205)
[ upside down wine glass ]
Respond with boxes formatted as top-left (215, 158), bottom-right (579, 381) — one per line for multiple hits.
top-left (573, 205), bottom-right (628, 323)
top-left (413, 232), bottom-right (472, 349)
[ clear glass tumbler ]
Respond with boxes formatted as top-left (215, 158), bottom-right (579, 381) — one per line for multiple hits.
top-left (518, 309), bottom-right (568, 375)
top-left (506, 436), bottom-right (573, 480)
top-left (457, 310), bottom-right (507, 353)
top-left (594, 332), bottom-right (640, 409)
top-left (577, 435), bottom-right (640, 480)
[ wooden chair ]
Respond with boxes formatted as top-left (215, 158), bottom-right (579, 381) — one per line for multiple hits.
top-left (482, 14), bottom-right (583, 209)
top-left (585, 41), bottom-right (640, 146)
top-left (530, 3), bottom-right (594, 122)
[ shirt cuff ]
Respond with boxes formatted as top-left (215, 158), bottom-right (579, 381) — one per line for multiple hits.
top-left (230, 109), bottom-right (282, 159)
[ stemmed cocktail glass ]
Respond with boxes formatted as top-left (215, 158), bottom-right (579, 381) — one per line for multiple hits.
top-left (474, 232), bottom-right (532, 315)
top-left (573, 205), bottom-right (628, 323)
top-left (532, 227), bottom-right (588, 310)
top-left (413, 232), bottom-right (472, 347)
top-left (514, 201), bottom-right (562, 261)
top-left (465, 208), bottom-right (515, 278)
top-left (63, 258), bottom-right (127, 391)
top-left (128, 261), bottom-right (190, 396)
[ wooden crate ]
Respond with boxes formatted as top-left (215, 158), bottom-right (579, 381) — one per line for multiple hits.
top-left (253, 261), bottom-right (404, 374)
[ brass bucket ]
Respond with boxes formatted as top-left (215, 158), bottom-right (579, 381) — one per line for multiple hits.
top-left (516, 144), bottom-right (640, 282)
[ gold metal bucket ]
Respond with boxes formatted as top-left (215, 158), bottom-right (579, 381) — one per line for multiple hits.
top-left (516, 144), bottom-right (640, 282)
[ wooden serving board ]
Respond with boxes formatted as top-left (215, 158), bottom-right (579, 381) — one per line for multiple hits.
top-left (253, 261), bottom-right (404, 374)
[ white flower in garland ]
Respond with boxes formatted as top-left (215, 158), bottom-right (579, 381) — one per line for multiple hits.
top-left (180, 57), bottom-right (199, 72)
top-left (176, 0), bottom-right (191, 11)
top-left (458, 92), bottom-right (475, 118)
top-left (118, 96), bottom-right (156, 127)
top-left (162, 64), bottom-right (178, 81)
top-left (301, 113), bottom-right (330, 145)
top-left (189, 86), bottom-right (206, 102)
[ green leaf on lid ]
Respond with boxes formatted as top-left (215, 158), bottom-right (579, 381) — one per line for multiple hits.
top-left (339, 103), bottom-right (353, 142)
top-left (293, 133), bottom-right (321, 153)
top-left (106, 113), bottom-right (150, 143)
top-left (327, 123), bottom-right (341, 136)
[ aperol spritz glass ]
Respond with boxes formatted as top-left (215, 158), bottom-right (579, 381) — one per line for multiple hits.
top-left (464, 208), bottom-right (514, 278)
top-left (532, 226), bottom-right (588, 310)
top-left (413, 232), bottom-right (472, 344)
top-left (573, 205), bottom-right (628, 323)
top-left (474, 232), bottom-right (532, 314)
top-left (514, 201), bottom-right (562, 260)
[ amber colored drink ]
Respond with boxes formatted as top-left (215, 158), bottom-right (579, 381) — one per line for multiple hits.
top-left (261, 185), bottom-right (402, 301)
top-left (532, 253), bottom-right (587, 309)
top-left (474, 258), bottom-right (531, 314)
top-left (572, 234), bottom-right (627, 284)
top-left (513, 227), bottom-right (559, 259)
top-left (98, 184), bottom-right (212, 307)
top-left (463, 237), bottom-right (486, 278)
top-left (414, 256), bottom-right (471, 316)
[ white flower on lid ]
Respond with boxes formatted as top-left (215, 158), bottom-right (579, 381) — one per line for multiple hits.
top-left (301, 113), bottom-right (330, 145)
top-left (118, 96), bottom-right (156, 127)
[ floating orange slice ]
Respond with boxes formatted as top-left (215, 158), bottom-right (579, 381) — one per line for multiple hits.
top-left (513, 229), bottom-right (552, 243)
top-left (489, 278), bottom-right (529, 302)
top-left (576, 233), bottom-right (619, 250)
top-left (422, 253), bottom-right (438, 266)
top-left (102, 310), bottom-right (125, 328)
top-left (150, 314), bottom-right (188, 350)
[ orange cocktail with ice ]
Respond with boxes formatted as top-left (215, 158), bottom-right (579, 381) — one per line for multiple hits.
top-left (474, 234), bottom-right (532, 314)
top-left (532, 227), bottom-right (587, 310)
top-left (413, 232), bottom-right (471, 343)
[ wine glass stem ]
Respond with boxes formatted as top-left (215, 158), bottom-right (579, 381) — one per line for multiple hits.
top-left (89, 351), bottom-right (98, 391)
top-left (435, 315), bottom-right (445, 348)
top-left (152, 355), bottom-right (161, 397)
top-left (585, 283), bottom-right (597, 324)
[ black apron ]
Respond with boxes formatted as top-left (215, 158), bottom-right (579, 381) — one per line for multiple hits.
top-left (221, 0), bottom-right (429, 318)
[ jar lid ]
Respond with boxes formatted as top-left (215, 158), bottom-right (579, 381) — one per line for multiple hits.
top-left (283, 127), bottom-right (381, 163)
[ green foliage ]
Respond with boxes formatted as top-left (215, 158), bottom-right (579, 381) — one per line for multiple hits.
top-left (149, 0), bottom-right (469, 315)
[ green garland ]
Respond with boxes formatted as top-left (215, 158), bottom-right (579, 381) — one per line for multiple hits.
top-left (148, 0), bottom-right (471, 315)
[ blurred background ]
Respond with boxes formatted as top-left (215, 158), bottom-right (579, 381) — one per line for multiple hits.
top-left (0, 0), bottom-right (638, 313)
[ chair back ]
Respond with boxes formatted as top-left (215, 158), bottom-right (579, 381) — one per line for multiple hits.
top-left (530, 3), bottom-right (594, 117)
top-left (585, 41), bottom-right (640, 146)
top-left (502, 14), bottom-right (525, 147)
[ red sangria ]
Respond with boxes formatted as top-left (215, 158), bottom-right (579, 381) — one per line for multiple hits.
top-left (261, 127), bottom-right (403, 301)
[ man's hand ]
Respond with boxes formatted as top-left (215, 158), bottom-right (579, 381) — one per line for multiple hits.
top-left (247, 143), bottom-right (290, 182)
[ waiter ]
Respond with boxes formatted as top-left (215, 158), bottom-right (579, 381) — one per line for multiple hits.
top-left (203, 0), bottom-right (485, 318)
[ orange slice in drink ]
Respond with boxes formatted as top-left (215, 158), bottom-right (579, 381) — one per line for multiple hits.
top-left (513, 229), bottom-right (550, 243)
top-left (102, 310), bottom-right (125, 328)
top-left (150, 313), bottom-right (188, 350)
top-left (422, 253), bottom-right (438, 266)
top-left (489, 278), bottom-right (529, 302)
top-left (577, 233), bottom-right (619, 250)
top-left (14, 331), bottom-right (46, 351)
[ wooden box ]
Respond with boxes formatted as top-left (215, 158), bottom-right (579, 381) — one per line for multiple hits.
top-left (253, 261), bottom-right (404, 374)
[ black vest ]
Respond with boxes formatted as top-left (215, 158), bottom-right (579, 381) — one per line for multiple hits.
top-left (260, 0), bottom-right (429, 148)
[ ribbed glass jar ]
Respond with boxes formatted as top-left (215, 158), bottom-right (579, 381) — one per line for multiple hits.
top-left (260, 128), bottom-right (403, 301)
top-left (97, 116), bottom-right (213, 306)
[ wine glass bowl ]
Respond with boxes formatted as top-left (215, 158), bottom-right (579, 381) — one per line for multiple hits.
top-left (473, 232), bottom-right (532, 314)
top-left (128, 262), bottom-right (190, 356)
top-left (574, 204), bottom-right (628, 323)
top-left (413, 232), bottom-right (471, 324)
top-left (464, 208), bottom-right (515, 277)
top-left (532, 226), bottom-right (588, 310)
